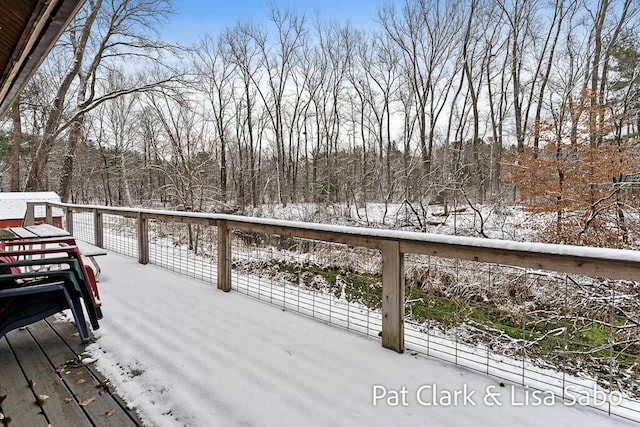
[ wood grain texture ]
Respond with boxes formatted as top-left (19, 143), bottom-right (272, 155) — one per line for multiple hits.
top-left (0, 320), bottom-right (143, 426)
top-left (0, 0), bottom-right (37, 72)
top-left (0, 335), bottom-right (49, 426)
top-left (382, 240), bottom-right (404, 353)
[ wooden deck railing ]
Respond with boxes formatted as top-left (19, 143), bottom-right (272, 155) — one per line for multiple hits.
top-left (26, 201), bottom-right (640, 354)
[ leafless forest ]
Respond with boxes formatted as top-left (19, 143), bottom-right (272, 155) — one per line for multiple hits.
top-left (1, 0), bottom-right (639, 245)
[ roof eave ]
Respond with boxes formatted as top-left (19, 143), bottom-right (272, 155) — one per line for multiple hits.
top-left (0, 0), bottom-right (85, 117)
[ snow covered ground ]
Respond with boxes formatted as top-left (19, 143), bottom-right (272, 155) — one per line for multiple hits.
top-left (84, 251), bottom-right (636, 427)
top-left (248, 201), bottom-right (538, 241)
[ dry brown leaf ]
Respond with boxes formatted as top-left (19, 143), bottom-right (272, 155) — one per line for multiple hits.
top-left (79, 396), bottom-right (96, 406)
top-left (27, 379), bottom-right (35, 388)
top-left (64, 397), bottom-right (73, 404)
top-left (95, 379), bottom-right (110, 388)
top-left (76, 379), bottom-right (87, 385)
top-left (36, 394), bottom-right (49, 405)
top-left (104, 409), bottom-right (116, 418)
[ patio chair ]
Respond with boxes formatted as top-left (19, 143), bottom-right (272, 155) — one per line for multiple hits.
top-left (0, 281), bottom-right (90, 342)
top-left (0, 254), bottom-right (102, 328)
top-left (0, 239), bottom-right (102, 312)
top-left (0, 245), bottom-right (101, 342)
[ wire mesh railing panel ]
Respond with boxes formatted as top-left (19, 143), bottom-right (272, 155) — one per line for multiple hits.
top-left (230, 230), bottom-right (383, 339)
top-left (147, 220), bottom-right (217, 283)
top-left (71, 211), bottom-right (94, 243)
top-left (101, 214), bottom-right (138, 259)
top-left (403, 254), bottom-right (640, 421)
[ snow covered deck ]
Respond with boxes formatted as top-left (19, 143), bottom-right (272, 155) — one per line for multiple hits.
top-left (27, 250), bottom-right (632, 426)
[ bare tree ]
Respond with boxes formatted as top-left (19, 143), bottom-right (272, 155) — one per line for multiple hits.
top-left (379, 0), bottom-right (462, 181)
top-left (243, 7), bottom-right (306, 206)
top-left (193, 34), bottom-right (237, 201)
top-left (354, 29), bottom-right (400, 202)
top-left (483, 4), bottom-right (511, 196)
top-left (94, 71), bottom-right (143, 206)
top-left (23, 0), bottom-right (176, 200)
top-left (345, 29), bottom-right (382, 205)
top-left (222, 23), bottom-right (264, 208)
top-left (144, 88), bottom-right (213, 212)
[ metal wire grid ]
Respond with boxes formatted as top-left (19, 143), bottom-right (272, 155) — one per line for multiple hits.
top-left (230, 230), bottom-right (383, 339)
top-left (403, 254), bottom-right (640, 421)
top-left (98, 214), bottom-right (138, 258)
top-left (68, 211), bottom-right (94, 242)
top-left (71, 212), bottom-right (137, 259)
top-left (146, 220), bottom-right (216, 283)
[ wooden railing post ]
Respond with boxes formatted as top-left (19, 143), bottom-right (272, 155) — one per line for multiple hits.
top-left (94, 210), bottom-right (103, 248)
top-left (382, 240), bottom-right (404, 353)
top-left (24, 202), bottom-right (36, 226)
top-left (65, 208), bottom-right (74, 235)
top-left (45, 204), bottom-right (53, 224)
top-left (137, 212), bottom-right (149, 264)
top-left (217, 221), bottom-right (231, 292)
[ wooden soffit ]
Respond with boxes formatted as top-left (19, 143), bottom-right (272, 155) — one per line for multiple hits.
top-left (0, 0), bottom-right (85, 117)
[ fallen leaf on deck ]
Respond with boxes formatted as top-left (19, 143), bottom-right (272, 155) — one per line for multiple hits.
top-left (80, 397), bottom-right (96, 406)
top-left (36, 394), bottom-right (49, 405)
top-left (96, 379), bottom-right (110, 388)
top-left (65, 359), bottom-right (81, 368)
top-left (28, 379), bottom-right (35, 388)
top-left (2, 415), bottom-right (11, 426)
top-left (95, 379), bottom-right (110, 392)
top-left (76, 379), bottom-right (87, 384)
top-left (104, 409), bottom-right (116, 418)
top-left (64, 397), bottom-right (73, 404)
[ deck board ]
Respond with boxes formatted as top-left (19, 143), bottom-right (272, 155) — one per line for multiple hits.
top-left (47, 319), bottom-right (139, 426)
top-left (33, 320), bottom-right (139, 427)
top-left (7, 323), bottom-right (87, 426)
top-left (0, 319), bottom-right (143, 427)
top-left (0, 338), bottom-right (49, 426)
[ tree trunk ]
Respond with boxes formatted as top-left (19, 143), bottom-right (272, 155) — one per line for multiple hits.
top-left (58, 114), bottom-right (85, 202)
top-left (10, 103), bottom-right (22, 191)
top-left (590, 0), bottom-right (608, 148)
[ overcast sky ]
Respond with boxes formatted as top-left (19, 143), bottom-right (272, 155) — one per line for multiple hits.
top-left (162, 0), bottom-right (379, 43)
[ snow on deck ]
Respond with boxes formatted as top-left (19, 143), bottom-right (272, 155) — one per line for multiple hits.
top-left (87, 252), bottom-right (635, 427)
